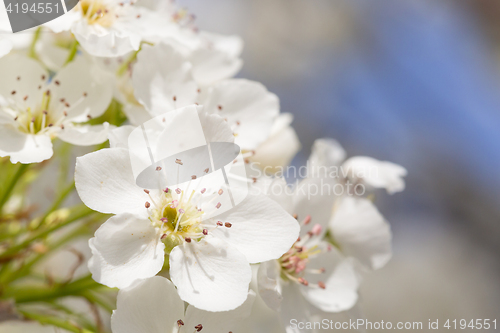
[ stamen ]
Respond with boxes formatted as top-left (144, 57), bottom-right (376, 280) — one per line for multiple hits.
top-left (177, 320), bottom-right (184, 327)
top-left (224, 222), bottom-right (232, 228)
top-left (298, 278), bottom-right (309, 286)
top-left (194, 324), bottom-right (203, 332)
top-left (185, 237), bottom-right (192, 243)
top-left (218, 189), bottom-right (223, 195)
top-left (200, 188), bottom-right (206, 194)
top-left (156, 166), bottom-right (162, 171)
top-left (202, 229), bottom-right (208, 235)
top-left (318, 281), bottom-right (326, 289)
top-left (215, 202), bottom-right (221, 209)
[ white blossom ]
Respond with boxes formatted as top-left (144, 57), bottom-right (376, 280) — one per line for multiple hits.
top-left (0, 54), bottom-right (113, 163)
top-left (112, 276), bottom-right (255, 333)
top-left (75, 105), bottom-right (299, 311)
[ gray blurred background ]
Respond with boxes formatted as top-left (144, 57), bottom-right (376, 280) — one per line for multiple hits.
top-left (178, 0), bottom-right (500, 330)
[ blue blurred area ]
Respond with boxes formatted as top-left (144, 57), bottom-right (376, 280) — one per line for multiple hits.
top-left (287, 0), bottom-right (500, 198)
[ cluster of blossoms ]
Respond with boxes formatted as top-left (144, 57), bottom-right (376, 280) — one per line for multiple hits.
top-left (0, 1), bottom-right (406, 333)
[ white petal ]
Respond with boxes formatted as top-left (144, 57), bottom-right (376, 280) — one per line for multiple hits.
top-left (190, 48), bottom-right (242, 86)
top-left (89, 214), bottom-right (164, 289)
top-left (307, 138), bottom-right (346, 178)
top-left (342, 156), bottom-right (407, 194)
top-left (203, 79), bottom-right (279, 150)
top-left (133, 43), bottom-right (197, 114)
top-left (75, 148), bottom-right (149, 215)
top-left (122, 104), bottom-right (152, 126)
top-left (329, 197), bottom-right (392, 270)
top-left (169, 236), bottom-right (252, 312)
top-left (292, 177), bottom-right (337, 240)
top-left (212, 194), bottom-right (300, 263)
top-left (111, 276), bottom-right (184, 333)
top-left (252, 114), bottom-right (300, 172)
top-left (301, 247), bottom-right (360, 313)
top-left (6, 133), bottom-right (53, 164)
top-left (0, 39), bottom-right (13, 58)
top-left (43, 10), bottom-right (80, 33)
top-left (257, 260), bottom-right (283, 311)
top-left (279, 282), bottom-right (313, 333)
top-left (49, 56), bottom-right (113, 120)
top-left (58, 123), bottom-right (112, 146)
top-left (183, 291), bottom-right (255, 333)
top-left (109, 125), bottom-right (135, 149)
top-left (0, 54), bottom-right (46, 109)
top-left (72, 20), bottom-right (141, 58)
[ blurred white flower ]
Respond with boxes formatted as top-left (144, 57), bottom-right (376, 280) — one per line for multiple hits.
top-left (112, 276), bottom-right (255, 333)
top-left (308, 138), bottom-right (401, 270)
top-left (75, 105), bottom-right (299, 311)
top-left (257, 178), bottom-right (361, 332)
top-left (45, 0), bottom-right (174, 57)
top-left (0, 54), bottom-right (113, 163)
top-left (131, 43), bottom-right (296, 168)
top-left (309, 138), bottom-right (407, 194)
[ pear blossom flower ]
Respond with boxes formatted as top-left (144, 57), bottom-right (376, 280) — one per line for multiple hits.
top-left (112, 276), bottom-right (255, 333)
top-left (307, 138), bottom-right (405, 270)
top-left (131, 42), bottom-right (288, 161)
top-left (45, 0), bottom-right (175, 57)
top-left (0, 54), bottom-right (113, 163)
top-left (256, 178), bottom-right (361, 331)
top-left (308, 138), bottom-right (407, 194)
top-left (75, 105), bottom-right (300, 311)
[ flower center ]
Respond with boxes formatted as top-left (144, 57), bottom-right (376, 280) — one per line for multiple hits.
top-left (278, 216), bottom-right (327, 289)
top-left (79, 0), bottom-right (115, 27)
top-left (144, 182), bottom-right (228, 253)
top-left (8, 90), bottom-right (63, 135)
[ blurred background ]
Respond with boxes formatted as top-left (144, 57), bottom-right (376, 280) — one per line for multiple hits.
top-left (179, 0), bottom-right (500, 330)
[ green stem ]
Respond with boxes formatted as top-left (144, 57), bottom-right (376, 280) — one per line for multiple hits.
top-left (0, 205), bottom-right (94, 261)
top-left (2, 274), bottom-right (102, 303)
top-left (0, 164), bottom-right (30, 214)
top-left (3, 222), bottom-right (91, 284)
top-left (81, 290), bottom-right (115, 313)
top-left (36, 181), bottom-right (76, 229)
top-left (64, 40), bottom-right (79, 65)
top-left (19, 310), bottom-right (93, 333)
top-left (28, 27), bottom-right (42, 60)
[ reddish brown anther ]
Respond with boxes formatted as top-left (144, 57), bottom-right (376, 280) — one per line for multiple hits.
top-left (11, 90), bottom-right (16, 95)
top-left (298, 278), bottom-right (309, 286)
top-left (161, 234), bottom-right (167, 240)
top-left (204, 168), bottom-right (209, 173)
top-left (144, 189), bottom-right (150, 194)
top-left (217, 221), bottom-right (223, 227)
top-left (218, 105), bottom-right (222, 110)
top-left (195, 324), bottom-right (203, 332)
top-left (177, 319), bottom-right (184, 327)
top-left (55, 80), bottom-right (60, 85)
top-left (203, 229), bottom-right (208, 235)
top-left (318, 281), bottom-right (326, 289)
top-left (185, 237), bottom-right (192, 243)
top-left (145, 201), bottom-right (151, 208)
top-left (156, 166), bottom-right (162, 171)
top-left (224, 222), bottom-right (232, 228)
top-left (218, 189), bottom-right (223, 195)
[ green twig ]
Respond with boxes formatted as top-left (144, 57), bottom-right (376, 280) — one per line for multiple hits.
top-left (0, 164), bottom-right (30, 214)
top-left (28, 27), bottom-right (42, 60)
top-left (64, 39), bottom-right (79, 65)
top-left (19, 309), bottom-right (93, 333)
top-left (0, 205), bottom-right (94, 261)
